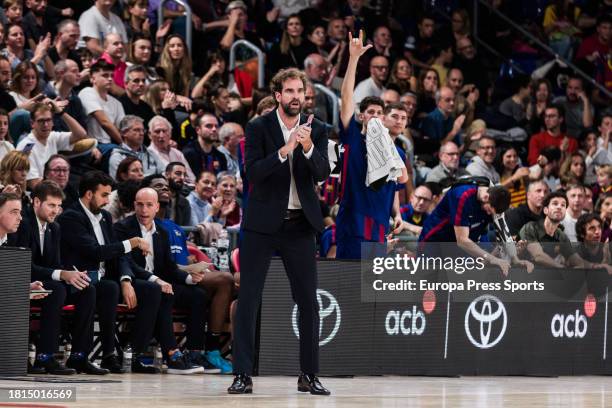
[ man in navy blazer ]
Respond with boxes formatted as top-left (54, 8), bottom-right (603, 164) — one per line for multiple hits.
top-left (114, 187), bottom-right (208, 374)
top-left (229, 68), bottom-right (331, 395)
top-left (9, 181), bottom-right (92, 375)
top-left (57, 171), bottom-right (154, 374)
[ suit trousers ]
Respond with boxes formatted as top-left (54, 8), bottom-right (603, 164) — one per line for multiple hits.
top-left (233, 213), bottom-right (320, 375)
top-left (35, 280), bottom-right (66, 355)
top-left (92, 279), bottom-right (119, 356)
top-left (172, 284), bottom-right (208, 351)
top-left (64, 281), bottom-right (97, 355)
top-left (125, 279), bottom-right (162, 354)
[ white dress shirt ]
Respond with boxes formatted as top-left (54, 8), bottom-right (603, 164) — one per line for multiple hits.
top-left (36, 217), bottom-right (63, 281)
top-left (79, 199), bottom-right (132, 280)
top-left (276, 110), bottom-right (314, 209)
top-left (0, 234), bottom-right (7, 246)
top-left (138, 220), bottom-right (195, 285)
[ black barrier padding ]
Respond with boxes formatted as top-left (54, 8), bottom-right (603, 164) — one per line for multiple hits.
top-left (0, 247), bottom-right (32, 376)
top-left (257, 258), bottom-right (612, 376)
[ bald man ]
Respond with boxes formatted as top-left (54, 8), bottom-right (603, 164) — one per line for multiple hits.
top-left (99, 32), bottom-right (127, 96)
top-left (114, 187), bottom-right (210, 374)
top-left (421, 86), bottom-right (466, 145)
top-left (353, 55), bottom-right (389, 107)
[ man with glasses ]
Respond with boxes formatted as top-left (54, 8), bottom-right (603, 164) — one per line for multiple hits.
top-left (108, 115), bottom-right (165, 180)
top-left (119, 65), bottom-right (155, 128)
top-left (466, 135), bottom-right (500, 184)
top-left (17, 102), bottom-right (88, 189)
top-left (183, 113), bottom-right (228, 177)
top-left (43, 154), bottom-right (79, 207)
top-left (421, 86), bottom-right (466, 146)
top-left (527, 105), bottom-right (578, 165)
top-left (426, 141), bottom-right (468, 185)
top-left (399, 185), bottom-right (433, 235)
top-left (353, 55), bottom-right (388, 107)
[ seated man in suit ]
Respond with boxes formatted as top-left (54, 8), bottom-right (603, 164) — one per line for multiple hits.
top-left (140, 174), bottom-right (234, 373)
top-left (9, 181), bottom-right (98, 375)
top-left (57, 171), bottom-right (152, 374)
top-left (114, 187), bottom-right (207, 374)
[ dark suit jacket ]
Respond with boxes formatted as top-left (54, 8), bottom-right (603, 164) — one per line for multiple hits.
top-left (113, 215), bottom-right (189, 285)
top-left (243, 109), bottom-right (330, 233)
top-left (8, 210), bottom-right (61, 282)
top-left (57, 202), bottom-right (151, 281)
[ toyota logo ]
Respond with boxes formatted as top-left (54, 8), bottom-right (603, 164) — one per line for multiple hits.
top-left (464, 294), bottom-right (507, 349)
top-left (292, 289), bottom-right (341, 346)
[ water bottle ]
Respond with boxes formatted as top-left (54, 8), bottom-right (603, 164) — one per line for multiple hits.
top-left (153, 346), bottom-right (163, 371)
top-left (122, 344), bottom-right (133, 372)
top-left (217, 230), bottom-right (230, 272)
top-left (28, 343), bottom-right (36, 366)
top-left (63, 343), bottom-right (72, 365)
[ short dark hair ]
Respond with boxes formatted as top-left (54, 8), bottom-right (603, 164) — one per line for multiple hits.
top-left (545, 104), bottom-right (564, 118)
top-left (359, 96), bottom-right (385, 114)
top-left (116, 180), bottom-right (141, 212)
top-left (165, 161), bottom-right (185, 174)
top-left (90, 59), bottom-right (115, 74)
top-left (116, 157), bottom-right (141, 182)
top-left (78, 171), bottom-right (114, 197)
top-left (0, 192), bottom-right (20, 208)
top-left (383, 102), bottom-right (408, 115)
top-left (43, 154), bottom-right (70, 178)
top-left (196, 170), bottom-right (216, 182)
top-left (0, 108), bottom-right (8, 118)
top-left (543, 191), bottom-right (568, 209)
top-left (488, 186), bottom-right (511, 214)
top-left (575, 213), bottom-right (602, 242)
top-left (597, 13), bottom-right (612, 27)
top-left (31, 180), bottom-right (65, 202)
top-left (140, 173), bottom-right (165, 189)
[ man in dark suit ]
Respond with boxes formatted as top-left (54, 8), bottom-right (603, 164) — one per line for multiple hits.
top-left (114, 187), bottom-right (207, 374)
top-left (228, 68), bottom-right (331, 395)
top-left (9, 181), bottom-right (97, 375)
top-left (57, 171), bottom-right (153, 374)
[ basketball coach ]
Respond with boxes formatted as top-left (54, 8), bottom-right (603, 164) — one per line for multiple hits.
top-left (228, 68), bottom-right (331, 395)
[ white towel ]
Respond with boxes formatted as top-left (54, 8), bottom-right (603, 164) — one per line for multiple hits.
top-left (365, 118), bottom-right (406, 187)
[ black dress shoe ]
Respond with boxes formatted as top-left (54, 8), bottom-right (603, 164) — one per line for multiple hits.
top-left (298, 373), bottom-right (331, 396)
top-left (32, 357), bottom-right (76, 375)
top-left (100, 355), bottom-right (126, 374)
top-left (27, 361), bottom-right (46, 375)
top-left (227, 374), bottom-right (253, 394)
top-left (66, 357), bottom-right (110, 375)
top-left (132, 356), bottom-right (160, 374)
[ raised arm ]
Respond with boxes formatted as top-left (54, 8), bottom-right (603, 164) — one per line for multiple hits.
top-left (340, 30), bottom-right (372, 130)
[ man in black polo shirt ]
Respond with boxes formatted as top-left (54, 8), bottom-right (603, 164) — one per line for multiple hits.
top-left (520, 191), bottom-right (612, 273)
top-left (505, 180), bottom-right (549, 238)
top-left (119, 65), bottom-right (155, 130)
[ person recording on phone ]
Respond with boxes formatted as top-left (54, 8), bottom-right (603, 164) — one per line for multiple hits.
top-left (57, 171), bottom-right (152, 374)
top-left (8, 181), bottom-right (96, 375)
top-left (229, 68), bottom-right (331, 395)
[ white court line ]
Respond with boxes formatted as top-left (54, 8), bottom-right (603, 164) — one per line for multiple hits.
top-left (444, 290), bottom-right (451, 359)
top-left (604, 289), bottom-right (608, 360)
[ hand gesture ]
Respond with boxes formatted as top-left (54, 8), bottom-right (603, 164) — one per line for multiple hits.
top-left (176, 95), bottom-right (192, 111)
top-left (48, 97), bottom-right (68, 114)
top-left (190, 271), bottom-right (204, 284)
top-left (453, 114), bottom-right (466, 132)
top-left (229, 8), bottom-right (240, 26)
top-left (560, 136), bottom-right (570, 153)
top-left (156, 20), bottom-right (172, 41)
top-left (266, 7), bottom-right (280, 23)
top-left (514, 166), bottom-right (531, 180)
top-left (121, 281), bottom-right (138, 309)
top-left (60, 270), bottom-right (91, 290)
top-left (34, 33), bottom-right (52, 60)
top-left (129, 237), bottom-right (151, 256)
top-left (2, 184), bottom-right (21, 195)
top-left (161, 91), bottom-right (178, 110)
top-left (156, 278), bottom-right (174, 294)
top-left (490, 257), bottom-right (511, 277)
top-left (296, 114), bottom-right (314, 150)
top-left (142, 18), bottom-right (151, 36)
top-left (61, 7), bottom-right (73, 17)
top-left (211, 195), bottom-right (224, 211)
top-left (221, 200), bottom-right (236, 217)
top-left (348, 30), bottom-right (372, 59)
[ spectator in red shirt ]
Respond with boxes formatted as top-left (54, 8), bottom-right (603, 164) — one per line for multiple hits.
top-left (528, 105), bottom-right (578, 165)
top-left (575, 14), bottom-right (611, 81)
top-left (99, 33), bottom-right (127, 97)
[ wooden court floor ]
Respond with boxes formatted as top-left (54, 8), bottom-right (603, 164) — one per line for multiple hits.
top-left (0, 374), bottom-right (611, 407)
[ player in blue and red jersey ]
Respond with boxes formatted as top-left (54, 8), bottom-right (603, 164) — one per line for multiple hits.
top-left (418, 182), bottom-right (513, 274)
top-left (335, 30), bottom-right (408, 259)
